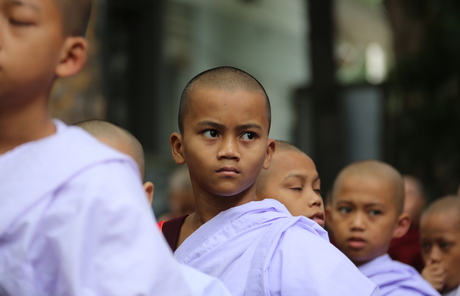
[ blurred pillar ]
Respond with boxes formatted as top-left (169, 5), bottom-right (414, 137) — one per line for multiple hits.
top-left (302, 0), bottom-right (346, 193)
top-left (100, 0), bottom-right (165, 153)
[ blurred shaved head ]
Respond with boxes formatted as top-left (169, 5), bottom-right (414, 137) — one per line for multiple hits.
top-left (55, 0), bottom-right (92, 36)
top-left (422, 195), bottom-right (460, 228)
top-left (75, 120), bottom-right (146, 179)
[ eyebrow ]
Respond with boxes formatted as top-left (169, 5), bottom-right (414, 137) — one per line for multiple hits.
top-left (197, 121), bottom-right (224, 129)
top-left (197, 121), bottom-right (263, 131)
top-left (8, 0), bottom-right (40, 11)
top-left (285, 173), bottom-right (319, 182)
top-left (285, 174), bottom-right (306, 182)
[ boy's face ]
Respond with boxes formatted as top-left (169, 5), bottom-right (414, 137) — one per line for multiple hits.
top-left (327, 174), bottom-right (400, 266)
top-left (258, 150), bottom-right (324, 226)
top-left (421, 210), bottom-right (460, 292)
top-left (0, 0), bottom-right (65, 103)
top-left (173, 86), bottom-right (273, 200)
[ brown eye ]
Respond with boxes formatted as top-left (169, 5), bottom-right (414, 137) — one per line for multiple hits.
top-left (203, 130), bottom-right (219, 138)
top-left (241, 132), bottom-right (256, 141)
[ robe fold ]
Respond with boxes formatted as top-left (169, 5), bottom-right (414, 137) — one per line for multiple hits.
top-left (174, 198), bottom-right (381, 296)
top-left (359, 254), bottom-right (441, 296)
top-left (0, 120), bottom-right (230, 296)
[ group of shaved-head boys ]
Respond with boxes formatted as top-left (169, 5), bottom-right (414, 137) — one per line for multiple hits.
top-left (1, 0), bottom-right (459, 295)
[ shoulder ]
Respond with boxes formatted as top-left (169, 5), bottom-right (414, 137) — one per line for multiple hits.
top-left (263, 217), bottom-right (379, 295)
top-left (363, 256), bottom-right (440, 296)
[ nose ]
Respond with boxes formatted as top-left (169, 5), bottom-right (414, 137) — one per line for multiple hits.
top-left (350, 211), bottom-right (366, 231)
top-left (307, 191), bottom-right (323, 208)
top-left (427, 246), bottom-right (442, 263)
top-left (217, 136), bottom-right (240, 160)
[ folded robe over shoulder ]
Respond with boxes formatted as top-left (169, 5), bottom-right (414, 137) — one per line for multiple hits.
top-left (359, 254), bottom-right (441, 296)
top-left (0, 120), bottom-right (230, 296)
top-left (174, 199), bottom-right (381, 296)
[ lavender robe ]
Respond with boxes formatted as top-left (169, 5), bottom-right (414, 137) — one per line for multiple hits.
top-left (174, 199), bottom-right (380, 296)
top-left (444, 286), bottom-right (460, 296)
top-left (359, 254), bottom-right (441, 296)
top-left (0, 120), bottom-right (230, 296)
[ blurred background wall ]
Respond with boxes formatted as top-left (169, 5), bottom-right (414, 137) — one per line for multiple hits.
top-left (50, 0), bottom-right (460, 218)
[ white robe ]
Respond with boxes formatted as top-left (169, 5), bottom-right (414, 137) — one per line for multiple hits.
top-left (174, 198), bottom-right (381, 296)
top-left (0, 120), bottom-right (230, 296)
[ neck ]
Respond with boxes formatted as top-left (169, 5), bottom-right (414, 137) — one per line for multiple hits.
top-left (0, 95), bottom-right (55, 155)
top-left (190, 185), bottom-right (256, 228)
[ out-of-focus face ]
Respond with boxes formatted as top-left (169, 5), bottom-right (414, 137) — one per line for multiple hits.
top-left (327, 174), bottom-right (400, 266)
top-left (421, 210), bottom-right (460, 293)
top-left (0, 0), bottom-right (65, 105)
top-left (171, 86), bottom-right (274, 203)
top-left (403, 177), bottom-right (425, 226)
top-left (257, 150), bottom-right (324, 226)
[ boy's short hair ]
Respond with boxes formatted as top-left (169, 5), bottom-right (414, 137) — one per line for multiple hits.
top-left (332, 160), bottom-right (405, 215)
top-left (423, 195), bottom-right (460, 223)
top-left (55, 0), bottom-right (92, 36)
top-left (178, 66), bottom-right (271, 134)
top-left (75, 119), bottom-right (146, 178)
top-left (256, 140), bottom-right (302, 192)
top-left (273, 140), bottom-right (302, 153)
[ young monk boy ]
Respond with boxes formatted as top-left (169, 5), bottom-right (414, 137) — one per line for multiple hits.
top-left (326, 160), bottom-right (440, 296)
top-left (0, 0), bottom-right (210, 294)
top-left (75, 119), bottom-right (154, 203)
top-left (163, 66), bottom-right (379, 295)
top-left (256, 140), bottom-right (325, 227)
top-left (388, 175), bottom-right (427, 272)
top-left (420, 195), bottom-right (460, 295)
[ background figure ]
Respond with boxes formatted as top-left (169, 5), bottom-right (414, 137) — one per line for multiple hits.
top-left (256, 140), bottom-right (324, 227)
top-left (158, 166), bottom-right (195, 221)
top-left (326, 160), bottom-right (440, 296)
top-left (388, 175), bottom-right (427, 272)
top-left (75, 119), bottom-right (154, 204)
top-left (421, 195), bottom-right (460, 295)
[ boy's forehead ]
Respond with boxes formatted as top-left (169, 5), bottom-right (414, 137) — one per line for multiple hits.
top-left (334, 174), bottom-right (395, 201)
top-left (187, 87), bottom-right (269, 121)
top-left (423, 208), bottom-right (460, 229)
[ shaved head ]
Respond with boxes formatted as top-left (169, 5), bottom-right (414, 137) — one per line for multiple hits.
top-left (422, 195), bottom-right (460, 228)
top-left (75, 120), bottom-right (146, 179)
top-left (332, 160), bottom-right (405, 214)
top-left (54, 0), bottom-right (92, 36)
top-left (178, 66), bottom-right (271, 134)
top-left (256, 140), bottom-right (301, 193)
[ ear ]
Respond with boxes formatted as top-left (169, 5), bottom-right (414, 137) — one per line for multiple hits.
top-left (392, 212), bottom-right (411, 239)
top-left (55, 36), bottom-right (88, 78)
top-left (262, 139), bottom-right (276, 170)
top-left (143, 181), bottom-right (154, 205)
top-left (170, 132), bottom-right (186, 165)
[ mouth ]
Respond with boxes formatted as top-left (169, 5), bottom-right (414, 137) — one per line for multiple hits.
top-left (309, 212), bottom-right (325, 227)
top-left (216, 166), bottom-right (240, 175)
top-left (347, 236), bottom-right (366, 249)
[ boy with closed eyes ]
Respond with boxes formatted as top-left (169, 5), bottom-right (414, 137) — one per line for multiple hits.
top-left (256, 140), bottom-right (325, 227)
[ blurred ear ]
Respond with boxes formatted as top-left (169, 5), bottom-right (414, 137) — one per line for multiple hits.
top-left (262, 139), bottom-right (276, 170)
top-left (170, 132), bottom-right (186, 165)
top-left (143, 181), bottom-right (154, 205)
top-left (55, 36), bottom-right (88, 78)
top-left (393, 212), bottom-right (411, 239)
